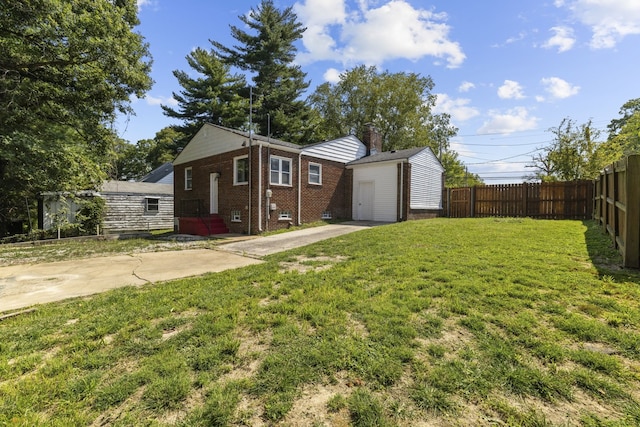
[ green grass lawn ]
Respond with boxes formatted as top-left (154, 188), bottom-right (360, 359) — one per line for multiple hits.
top-left (1, 218), bottom-right (639, 426)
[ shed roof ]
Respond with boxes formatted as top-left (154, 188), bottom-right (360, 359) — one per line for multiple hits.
top-left (347, 147), bottom-right (428, 166)
top-left (100, 181), bottom-right (173, 195)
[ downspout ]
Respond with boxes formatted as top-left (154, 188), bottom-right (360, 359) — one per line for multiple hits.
top-left (297, 152), bottom-right (302, 225)
top-left (258, 144), bottom-right (263, 232)
top-left (248, 86), bottom-right (253, 235)
top-left (399, 162), bottom-right (404, 221)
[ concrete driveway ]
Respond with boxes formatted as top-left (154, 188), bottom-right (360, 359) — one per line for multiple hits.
top-left (0, 222), bottom-right (382, 312)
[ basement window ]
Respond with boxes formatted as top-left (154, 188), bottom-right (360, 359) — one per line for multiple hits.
top-left (278, 210), bottom-right (292, 220)
top-left (321, 211), bottom-right (332, 219)
top-left (231, 210), bottom-right (241, 222)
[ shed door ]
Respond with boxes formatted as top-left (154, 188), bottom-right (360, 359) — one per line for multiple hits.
top-left (210, 173), bottom-right (219, 214)
top-left (357, 181), bottom-right (374, 220)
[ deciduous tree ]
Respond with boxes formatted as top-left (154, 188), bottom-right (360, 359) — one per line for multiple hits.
top-left (309, 65), bottom-right (470, 182)
top-left (528, 118), bottom-right (613, 181)
top-left (0, 0), bottom-right (152, 232)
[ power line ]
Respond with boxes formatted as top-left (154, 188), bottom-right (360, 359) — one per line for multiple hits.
top-left (465, 148), bottom-right (541, 165)
top-left (453, 140), bottom-right (551, 147)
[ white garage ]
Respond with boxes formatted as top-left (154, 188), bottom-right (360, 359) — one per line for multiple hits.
top-left (348, 147), bottom-right (444, 222)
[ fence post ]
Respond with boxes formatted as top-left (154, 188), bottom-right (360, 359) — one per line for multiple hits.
top-left (470, 186), bottom-right (476, 218)
top-left (447, 188), bottom-right (451, 218)
top-left (624, 155), bottom-right (640, 268)
top-left (522, 182), bottom-right (528, 217)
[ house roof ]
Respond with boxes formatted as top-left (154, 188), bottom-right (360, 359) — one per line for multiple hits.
top-left (141, 162), bottom-right (173, 183)
top-left (347, 147), bottom-right (429, 166)
top-left (205, 123), bottom-right (302, 150)
top-left (100, 181), bottom-right (173, 195)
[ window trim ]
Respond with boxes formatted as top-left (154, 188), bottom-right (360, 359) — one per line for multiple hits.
top-left (270, 155), bottom-right (292, 186)
top-left (145, 197), bottom-right (159, 213)
top-left (234, 155), bottom-right (249, 186)
top-left (231, 210), bottom-right (242, 222)
top-left (184, 167), bottom-right (192, 190)
top-left (308, 162), bottom-right (322, 185)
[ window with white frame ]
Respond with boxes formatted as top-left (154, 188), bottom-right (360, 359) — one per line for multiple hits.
top-left (231, 210), bottom-right (241, 222)
top-left (184, 167), bottom-right (192, 190)
top-left (234, 156), bottom-right (249, 185)
top-left (278, 210), bottom-right (292, 220)
top-left (309, 163), bottom-right (322, 185)
top-left (270, 156), bottom-right (291, 186)
top-left (321, 211), bottom-right (332, 219)
top-left (145, 197), bottom-right (159, 213)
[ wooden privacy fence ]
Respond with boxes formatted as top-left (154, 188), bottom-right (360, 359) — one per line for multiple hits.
top-left (446, 181), bottom-right (594, 220)
top-left (594, 155), bottom-right (640, 268)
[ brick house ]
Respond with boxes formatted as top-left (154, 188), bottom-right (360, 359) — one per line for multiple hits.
top-left (172, 123), bottom-right (443, 235)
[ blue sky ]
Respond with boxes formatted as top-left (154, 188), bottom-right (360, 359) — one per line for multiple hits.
top-left (120, 0), bottom-right (640, 183)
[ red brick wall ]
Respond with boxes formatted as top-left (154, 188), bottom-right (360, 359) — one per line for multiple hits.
top-left (174, 148), bottom-right (251, 234)
top-left (175, 144), bottom-right (356, 234)
top-left (299, 157), bottom-right (348, 223)
top-left (260, 147), bottom-right (298, 232)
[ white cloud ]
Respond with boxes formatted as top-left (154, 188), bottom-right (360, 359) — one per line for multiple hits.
top-left (557, 0), bottom-right (640, 48)
top-left (434, 94), bottom-right (480, 122)
top-left (478, 107), bottom-right (539, 135)
top-left (458, 81), bottom-right (475, 92)
top-left (497, 80), bottom-right (525, 100)
top-left (542, 26), bottom-right (576, 52)
top-left (137, 0), bottom-right (153, 10)
top-left (323, 68), bottom-right (342, 83)
top-left (294, 0), bottom-right (465, 68)
top-left (145, 95), bottom-right (178, 107)
top-left (540, 77), bottom-right (580, 99)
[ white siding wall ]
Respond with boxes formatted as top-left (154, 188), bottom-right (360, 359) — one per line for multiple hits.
top-left (41, 197), bottom-right (81, 230)
top-left (173, 124), bottom-right (246, 166)
top-left (301, 135), bottom-right (367, 163)
top-left (409, 149), bottom-right (444, 210)
top-left (352, 163), bottom-right (398, 221)
top-left (102, 194), bottom-right (174, 232)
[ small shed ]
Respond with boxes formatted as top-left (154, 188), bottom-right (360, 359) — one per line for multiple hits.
top-left (347, 147), bottom-right (444, 222)
top-left (100, 181), bottom-right (174, 232)
top-left (39, 181), bottom-right (174, 234)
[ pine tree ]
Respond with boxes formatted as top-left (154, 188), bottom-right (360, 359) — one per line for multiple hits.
top-left (162, 48), bottom-right (249, 145)
top-left (212, 0), bottom-right (317, 143)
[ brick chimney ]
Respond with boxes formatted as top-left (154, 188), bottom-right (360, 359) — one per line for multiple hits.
top-left (362, 123), bottom-right (382, 156)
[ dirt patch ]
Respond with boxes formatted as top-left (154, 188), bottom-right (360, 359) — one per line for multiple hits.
top-left (279, 255), bottom-right (347, 273)
top-left (281, 372), bottom-right (355, 426)
top-left (221, 328), bottom-right (272, 383)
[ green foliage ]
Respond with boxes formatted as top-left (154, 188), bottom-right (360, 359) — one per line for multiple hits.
top-left (0, 0), bottom-right (152, 228)
top-left (608, 98), bottom-right (640, 139)
top-left (608, 110), bottom-right (640, 157)
top-left (308, 65), bottom-right (474, 184)
top-left (309, 65), bottom-right (454, 152)
top-left (212, 0), bottom-right (317, 143)
top-left (162, 48), bottom-right (248, 144)
top-left (528, 118), bottom-right (614, 181)
top-left (76, 197), bottom-right (105, 234)
top-left (112, 127), bottom-right (184, 180)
